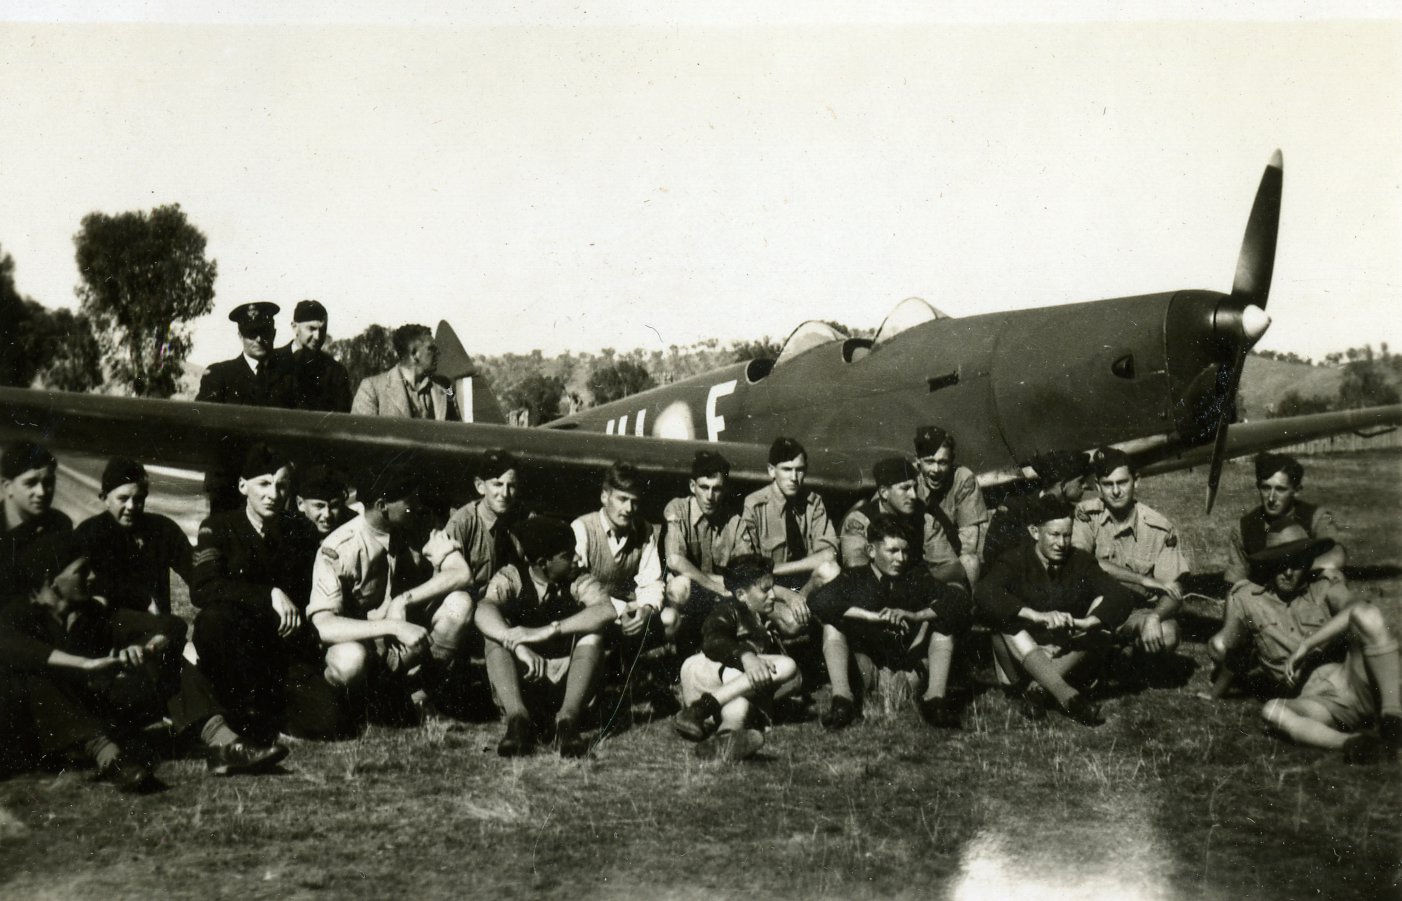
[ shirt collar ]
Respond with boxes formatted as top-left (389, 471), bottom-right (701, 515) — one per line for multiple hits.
top-left (476, 501), bottom-right (500, 529)
top-left (360, 516), bottom-right (391, 552)
top-left (399, 365), bottom-right (430, 392)
top-left (242, 353), bottom-right (263, 373)
top-left (244, 506), bottom-right (269, 537)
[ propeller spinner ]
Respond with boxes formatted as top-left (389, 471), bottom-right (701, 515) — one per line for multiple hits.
top-left (1204, 150), bottom-right (1282, 513)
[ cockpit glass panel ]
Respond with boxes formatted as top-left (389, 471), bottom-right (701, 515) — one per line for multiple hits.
top-left (873, 297), bottom-right (947, 347)
top-left (774, 321), bottom-right (847, 367)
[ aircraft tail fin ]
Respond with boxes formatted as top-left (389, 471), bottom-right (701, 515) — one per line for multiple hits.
top-left (435, 320), bottom-right (507, 425)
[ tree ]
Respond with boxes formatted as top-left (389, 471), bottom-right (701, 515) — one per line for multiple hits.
top-left (74, 204), bottom-right (217, 397)
top-left (1338, 357), bottom-right (1400, 409)
top-left (503, 372), bottom-right (566, 424)
top-left (1272, 389), bottom-right (1333, 418)
top-left (589, 359), bottom-right (656, 405)
top-left (329, 324), bottom-right (397, 390)
top-left (32, 308), bottom-right (103, 392)
top-left (730, 337), bottom-right (782, 362)
top-left (0, 250), bottom-right (46, 387)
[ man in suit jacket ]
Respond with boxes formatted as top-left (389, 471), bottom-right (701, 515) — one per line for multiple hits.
top-left (352, 324), bottom-right (460, 421)
top-left (270, 300), bottom-right (352, 413)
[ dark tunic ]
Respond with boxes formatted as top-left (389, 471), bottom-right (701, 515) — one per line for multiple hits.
top-left (0, 508), bottom-right (72, 604)
top-left (195, 354), bottom-right (296, 511)
top-left (271, 343), bottom-right (352, 413)
top-left (700, 598), bottom-right (784, 671)
top-left (811, 563), bottom-right (972, 664)
top-left (74, 512), bottom-right (192, 615)
top-left (975, 541), bottom-right (1137, 635)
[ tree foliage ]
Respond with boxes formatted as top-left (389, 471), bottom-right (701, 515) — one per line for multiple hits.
top-left (329, 324), bottom-right (398, 390)
top-left (1273, 389), bottom-right (1333, 418)
top-left (1338, 351), bottom-right (1401, 409)
top-left (74, 204), bottom-right (217, 397)
top-left (589, 359), bottom-right (656, 405)
top-left (503, 372), bottom-right (567, 425)
top-left (0, 247), bottom-right (102, 391)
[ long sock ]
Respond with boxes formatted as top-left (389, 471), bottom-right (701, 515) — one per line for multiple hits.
top-left (924, 634), bottom-right (954, 700)
top-left (1271, 707), bottom-right (1349, 750)
top-left (823, 628), bottom-right (853, 699)
top-left (1049, 649), bottom-right (1087, 679)
top-left (561, 642), bottom-right (604, 720)
top-left (199, 714), bottom-right (240, 748)
top-left (485, 645), bottom-right (529, 718)
top-left (1020, 649), bottom-right (1078, 707)
top-left (990, 634), bottom-right (1019, 687)
top-left (84, 736), bottom-right (121, 771)
top-left (1363, 640), bottom-right (1401, 717)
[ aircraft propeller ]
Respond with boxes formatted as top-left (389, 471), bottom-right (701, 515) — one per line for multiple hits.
top-left (1203, 150), bottom-right (1282, 513)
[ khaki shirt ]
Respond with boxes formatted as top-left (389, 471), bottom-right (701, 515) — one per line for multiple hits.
top-left (1226, 569), bottom-right (1351, 685)
top-left (480, 564), bottom-right (613, 628)
top-left (741, 482), bottom-right (837, 565)
top-left (1073, 499), bottom-right (1189, 585)
top-left (442, 500), bottom-right (527, 590)
top-left (917, 466), bottom-right (988, 559)
top-left (662, 496), bottom-right (754, 575)
top-left (307, 515), bottom-right (431, 619)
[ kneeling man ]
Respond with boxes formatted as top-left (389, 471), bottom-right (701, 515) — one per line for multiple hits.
top-left (476, 517), bottom-right (615, 758)
top-left (812, 514), bottom-right (972, 730)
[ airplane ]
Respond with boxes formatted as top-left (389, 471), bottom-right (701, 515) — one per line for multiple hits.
top-left (1, 150), bottom-right (1399, 521)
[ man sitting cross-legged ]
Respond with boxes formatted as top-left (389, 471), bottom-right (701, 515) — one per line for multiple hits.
top-left (672, 554), bottom-right (802, 761)
top-left (1207, 524), bottom-right (1401, 764)
top-left (811, 514), bottom-right (973, 731)
top-left (975, 496), bottom-right (1137, 727)
top-left (475, 517), bottom-right (616, 758)
top-left (0, 533), bottom-right (287, 793)
top-left (307, 470), bottom-right (475, 724)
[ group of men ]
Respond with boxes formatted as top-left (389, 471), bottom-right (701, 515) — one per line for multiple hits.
top-left (0, 302), bottom-right (1396, 790)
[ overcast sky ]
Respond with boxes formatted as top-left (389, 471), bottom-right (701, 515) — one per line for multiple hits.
top-left (0, 3), bottom-right (1397, 366)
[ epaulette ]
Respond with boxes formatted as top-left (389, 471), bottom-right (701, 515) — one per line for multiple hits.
top-left (1139, 505), bottom-right (1174, 532)
top-left (841, 513), bottom-right (869, 536)
top-left (320, 546), bottom-right (340, 561)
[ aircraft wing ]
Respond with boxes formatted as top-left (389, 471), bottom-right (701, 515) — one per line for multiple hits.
top-left (0, 387), bottom-right (885, 509)
top-left (1136, 404), bottom-right (1402, 477)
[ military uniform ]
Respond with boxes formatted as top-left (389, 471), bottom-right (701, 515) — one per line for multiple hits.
top-left (0, 508), bottom-right (71, 604)
top-left (663, 496), bottom-right (754, 579)
top-left (190, 508), bottom-right (334, 738)
top-left (917, 465), bottom-right (989, 562)
top-left (271, 342), bottom-right (352, 413)
top-left (983, 491), bottom-right (1042, 568)
top-left (1226, 571), bottom-right (1375, 729)
top-left (1224, 501), bottom-right (1340, 585)
top-left (195, 353), bottom-right (295, 512)
top-left (1072, 498), bottom-right (1190, 598)
top-left (976, 541), bottom-right (1137, 639)
top-left (811, 564), bottom-right (972, 668)
top-left (443, 500), bottom-right (527, 596)
top-left (74, 511), bottom-right (191, 615)
top-left (478, 563), bottom-right (613, 686)
top-left (837, 495), bottom-right (959, 573)
top-left (741, 482), bottom-right (838, 579)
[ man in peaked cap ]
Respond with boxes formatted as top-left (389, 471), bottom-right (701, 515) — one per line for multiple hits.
top-left (196, 302), bottom-right (296, 512)
top-left (1208, 524), bottom-right (1401, 764)
top-left (1072, 447), bottom-right (1189, 670)
top-left (913, 426), bottom-right (989, 586)
top-left (271, 300), bottom-right (353, 413)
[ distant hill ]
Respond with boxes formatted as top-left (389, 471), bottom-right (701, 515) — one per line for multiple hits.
top-left (1238, 356), bottom-right (1343, 417)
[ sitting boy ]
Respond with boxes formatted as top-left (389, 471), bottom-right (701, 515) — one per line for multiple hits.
top-left (1208, 525), bottom-right (1401, 763)
top-left (811, 514), bottom-right (972, 730)
top-left (475, 517), bottom-right (616, 758)
top-left (0, 533), bottom-right (287, 792)
top-left (671, 554), bottom-right (802, 761)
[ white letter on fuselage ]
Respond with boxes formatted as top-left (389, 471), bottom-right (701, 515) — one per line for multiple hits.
top-left (706, 380), bottom-right (738, 442)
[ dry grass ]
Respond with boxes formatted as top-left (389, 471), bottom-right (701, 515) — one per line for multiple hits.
top-left (1, 451), bottom-right (1399, 900)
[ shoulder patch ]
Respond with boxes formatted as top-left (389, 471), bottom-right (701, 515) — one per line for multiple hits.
top-left (1075, 506), bottom-right (1092, 523)
top-left (320, 546), bottom-right (340, 561)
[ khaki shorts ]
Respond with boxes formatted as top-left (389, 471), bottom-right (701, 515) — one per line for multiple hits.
top-left (1299, 651), bottom-right (1375, 731)
top-left (679, 652), bottom-right (797, 706)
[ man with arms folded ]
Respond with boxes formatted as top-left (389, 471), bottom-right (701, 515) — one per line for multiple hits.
top-left (1207, 525), bottom-right (1400, 764)
top-left (1223, 453), bottom-right (1344, 587)
top-left (812, 514), bottom-right (972, 731)
top-left (976, 496), bottom-right (1137, 727)
top-left (913, 426), bottom-right (989, 586)
top-left (476, 517), bottom-right (615, 758)
top-left (672, 554), bottom-right (801, 761)
top-left (74, 458), bottom-right (192, 616)
top-left (1072, 447), bottom-right (1188, 671)
top-left (308, 470), bottom-right (475, 722)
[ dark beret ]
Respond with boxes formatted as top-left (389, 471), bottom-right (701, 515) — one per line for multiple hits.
top-left (1091, 447), bottom-right (1133, 479)
top-left (1026, 495), bottom-right (1074, 527)
top-left (240, 443), bottom-right (293, 480)
top-left (2, 441), bottom-right (56, 480)
top-left (100, 457), bottom-right (148, 495)
top-left (690, 450), bottom-right (730, 480)
top-left (914, 425), bottom-right (950, 457)
top-left (292, 300), bottom-right (328, 322)
top-left (1029, 450), bottom-right (1091, 486)
top-left (360, 468), bottom-right (420, 506)
top-left (511, 516), bottom-right (574, 562)
top-left (298, 465), bottom-right (346, 501)
top-left (479, 449), bottom-right (520, 480)
top-left (873, 457), bottom-right (919, 488)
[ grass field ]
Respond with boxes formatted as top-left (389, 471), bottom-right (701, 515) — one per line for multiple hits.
top-left (1, 451), bottom-right (1399, 900)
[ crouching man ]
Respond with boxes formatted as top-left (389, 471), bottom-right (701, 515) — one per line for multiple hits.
top-left (975, 497), bottom-right (1137, 727)
top-left (307, 471), bottom-right (474, 723)
top-left (811, 515), bottom-right (972, 731)
top-left (0, 534), bottom-right (287, 793)
top-left (672, 555), bottom-right (801, 761)
top-left (475, 517), bottom-right (615, 758)
top-left (1207, 525), bottom-right (1400, 764)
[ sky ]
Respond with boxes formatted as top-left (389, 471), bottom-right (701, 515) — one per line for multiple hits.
top-left (0, 3), bottom-right (1398, 367)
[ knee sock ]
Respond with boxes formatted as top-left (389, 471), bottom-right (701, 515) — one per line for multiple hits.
top-left (84, 736), bottom-right (121, 771)
top-left (924, 634), bottom-right (954, 700)
top-left (1020, 649), bottom-right (1078, 707)
top-left (823, 631), bottom-right (854, 700)
top-left (199, 714), bottom-right (240, 748)
top-left (485, 645), bottom-right (529, 719)
top-left (1363, 640), bottom-right (1401, 717)
top-left (561, 642), bottom-right (604, 721)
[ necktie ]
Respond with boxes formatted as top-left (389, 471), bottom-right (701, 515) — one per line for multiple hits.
top-left (492, 521), bottom-right (516, 568)
top-left (784, 502), bottom-right (805, 561)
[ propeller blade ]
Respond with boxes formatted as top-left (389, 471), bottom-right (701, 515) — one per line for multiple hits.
top-left (1204, 151), bottom-right (1283, 513)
